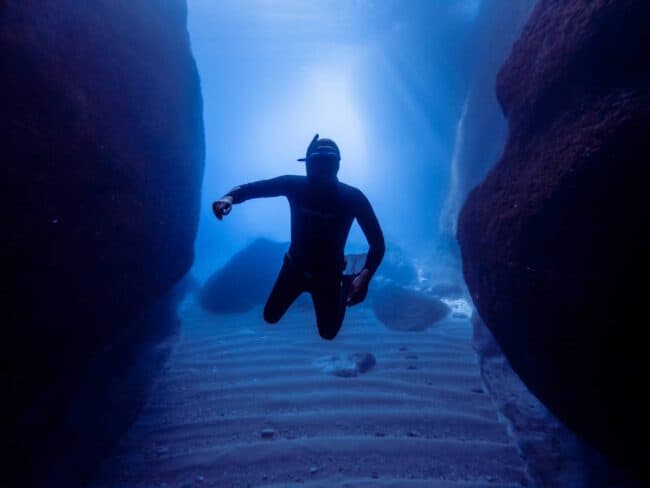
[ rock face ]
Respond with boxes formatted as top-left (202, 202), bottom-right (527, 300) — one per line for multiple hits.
top-left (199, 239), bottom-right (287, 313)
top-left (440, 0), bottom-right (536, 235)
top-left (1, 1), bottom-right (204, 484)
top-left (457, 0), bottom-right (649, 479)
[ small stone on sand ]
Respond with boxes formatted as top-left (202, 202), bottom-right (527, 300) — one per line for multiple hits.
top-left (261, 428), bottom-right (275, 439)
top-left (351, 352), bottom-right (376, 373)
top-left (315, 352), bottom-right (376, 377)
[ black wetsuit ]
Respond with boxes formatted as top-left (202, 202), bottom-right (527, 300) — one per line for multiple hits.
top-left (226, 175), bottom-right (385, 339)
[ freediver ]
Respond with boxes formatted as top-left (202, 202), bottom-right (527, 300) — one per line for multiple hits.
top-left (212, 134), bottom-right (385, 340)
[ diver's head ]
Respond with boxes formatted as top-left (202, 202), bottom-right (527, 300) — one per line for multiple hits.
top-left (298, 134), bottom-right (340, 181)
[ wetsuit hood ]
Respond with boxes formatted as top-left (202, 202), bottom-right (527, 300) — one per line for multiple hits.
top-left (298, 134), bottom-right (340, 180)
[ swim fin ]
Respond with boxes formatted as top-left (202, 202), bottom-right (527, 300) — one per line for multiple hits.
top-left (343, 252), bottom-right (367, 276)
top-left (343, 253), bottom-right (369, 306)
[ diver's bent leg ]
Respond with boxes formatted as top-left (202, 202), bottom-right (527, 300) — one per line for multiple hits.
top-left (311, 278), bottom-right (347, 340)
top-left (263, 261), bottom-right (303, 324)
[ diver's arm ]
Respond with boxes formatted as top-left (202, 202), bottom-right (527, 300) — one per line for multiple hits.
top-left (355, 191), bottom-right (386, 280)
top-left (212, 195), bottom-right (233, 220)
top-left (346, 191), bottom-right (384, 304)
top-left (213, 176), bottom-right (294, 220)
top-left (225, 175), bottom-right (295, 203)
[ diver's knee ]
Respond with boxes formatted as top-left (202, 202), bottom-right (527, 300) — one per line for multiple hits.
top-left (318, 329), bottom-right (339, 341)
top-left (263, 307), bottom-right (281, 324)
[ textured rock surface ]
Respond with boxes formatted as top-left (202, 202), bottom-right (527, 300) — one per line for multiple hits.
top-left (1, 0), bottom-right (204, 484)
top-left (458, 0), bottom-right (649, 479)
top-left (473, 315), bottom-right (634, 487)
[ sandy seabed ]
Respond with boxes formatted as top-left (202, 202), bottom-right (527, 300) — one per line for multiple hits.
top-left (92, 295), bottom-right (532, 487)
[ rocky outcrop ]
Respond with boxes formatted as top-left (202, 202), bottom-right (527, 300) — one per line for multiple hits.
top-left (199, 239), bottom-right (287, 313)
top-left (1, 1), bottom-right (204, 484)
top-left (457, 0), bottom-right (649, 479)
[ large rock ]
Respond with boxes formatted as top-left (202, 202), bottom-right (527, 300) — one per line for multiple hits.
top-left (199, 239), bottom-right (287, 313)
top-left (374, 244), bottom-right (419, 287)
top-left (371, 283), bottom-right (449, 331)
top-left (457, 0), bottom-right (649, 479)
top-left (1, 1), bottom-right (204, 484)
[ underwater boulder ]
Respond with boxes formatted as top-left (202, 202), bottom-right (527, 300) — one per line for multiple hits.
top-left (427, 282), bottom-right (466, 299)
top-left (1, 0), bottom-right (203, 485)
top-left (457, 0), bottom-right (649, 479)
top-left (374, 243), bottom-right (419, 287)
top-left (199, 239), bottom-right (287, 313)
top-left (371, 283), bottom-right (449, 331)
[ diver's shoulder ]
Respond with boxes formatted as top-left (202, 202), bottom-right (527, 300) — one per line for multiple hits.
top-left (338, 181), bottom-right (365, 199)
top-left (278, 174), bottom-right (305, 180)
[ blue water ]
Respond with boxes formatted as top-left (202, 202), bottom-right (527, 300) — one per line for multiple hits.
top-left (187, 0), bottom-right (532, 282)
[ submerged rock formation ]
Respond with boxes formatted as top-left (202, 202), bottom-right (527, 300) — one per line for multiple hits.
top-left (374, 244), bottom-right (419, 287)
top-left (440, 0), bottom-right (536, 236)
top-left (371, 283), bottom-right (449, 331)
top-left (458, 0), bottom-right (649, 480)
top-left (1, 1), bottom-right (204, 484)
top-left (199, 238), bottom-right (287, 313)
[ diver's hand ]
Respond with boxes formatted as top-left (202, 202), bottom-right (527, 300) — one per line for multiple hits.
top-left (212, 196), bottom-right (233, 220)
top-left (347, 269), bottom-right (370, 305)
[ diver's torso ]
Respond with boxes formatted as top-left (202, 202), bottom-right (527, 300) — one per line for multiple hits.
top-left (287, 177), bottom-right (356, 272)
